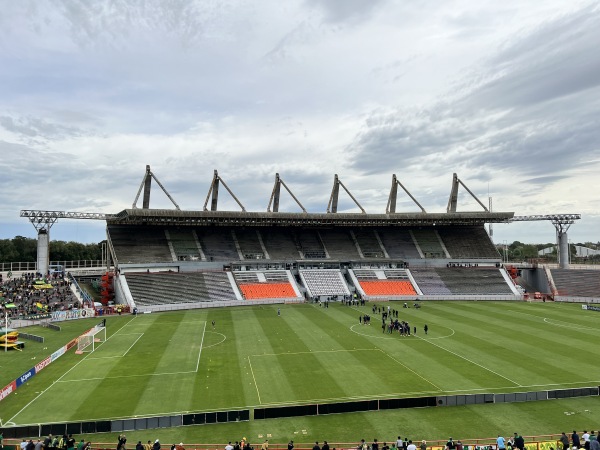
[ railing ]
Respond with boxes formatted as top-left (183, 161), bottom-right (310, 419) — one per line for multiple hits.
top-left (0, 260), bottom-right (106, 273)
top-left (0, 434), bottom-right (578, 450)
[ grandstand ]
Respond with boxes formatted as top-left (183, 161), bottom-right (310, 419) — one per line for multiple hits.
top-left (97, 169), bottom-right (528, 310)
top-left (15, 169), bottom-right (596, 313)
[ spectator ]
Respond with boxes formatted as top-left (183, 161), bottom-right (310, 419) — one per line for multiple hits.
top-left (560, 433), bottom-right (570, 450)
top-left (573, 431), bottom-right (581, 449)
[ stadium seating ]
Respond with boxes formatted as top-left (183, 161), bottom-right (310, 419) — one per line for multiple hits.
top-left (437, 226), bottom-right (500, 258)
top-left (318, 229), bottom-right (361, 260)
top-left (300, 269), bottom-right (350, 297)
top-left (411, 229), bottom-right (447, 258)
top-left (409, 267), bottom-right (453, 295)
top-left (239, 283), bottom-right (297, 299)
top-left (551, 269), bottom-right (600, 297)
top-left (377, 229), bottom-right (421, 259)
top-left (168, 228), bottom-right (203, 261)
top-left (352, 229), bottom-right (385, 258)
top-left (233, 270), bottom-right (299, 300)
top-left (260, 228), bottom-right (301, 260)
top-left (296, 230), bottom-right (327, 259)
top-left (108, 225), bottom-right (173, 263)
top-left (234, 229), bottom-right (265, 260)
top-left (360, 280), bottom-right (417, 296)
top-left (126, 272), bottom-right (237, 305)
top-left (196, 228), bottom-right (240, 261)
top-left (353, 268), bottom-right (417, 296)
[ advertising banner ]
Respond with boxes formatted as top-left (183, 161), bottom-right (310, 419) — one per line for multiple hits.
top-left (0, 380), bottom-right (16, 401)
top-left (51, 308), bottom-right (95, 322)
top-left (35, 356), bottom-right (52, 373)
top-left (16, 368), bottom-right (36, 387)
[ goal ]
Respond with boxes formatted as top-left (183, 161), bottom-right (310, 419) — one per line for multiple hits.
top-left (75, 325), bottom-right (106, 354)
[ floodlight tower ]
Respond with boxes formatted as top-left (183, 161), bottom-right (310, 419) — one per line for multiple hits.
top-left (552, 215), bottom-right (577, 269)
top-left (509, 214), bottom-right (581, 269)
top-left (25, 214), bottom-right (56, 276)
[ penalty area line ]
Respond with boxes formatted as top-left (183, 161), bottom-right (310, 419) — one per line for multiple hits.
top-left (8, 316), bottom-right (137, 425)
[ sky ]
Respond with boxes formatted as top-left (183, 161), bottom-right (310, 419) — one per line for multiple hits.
top-left (0, 0), bottom-right (599, 246)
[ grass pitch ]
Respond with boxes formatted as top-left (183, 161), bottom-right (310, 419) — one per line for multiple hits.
top-left (1, 301), bottom-right (599, 436)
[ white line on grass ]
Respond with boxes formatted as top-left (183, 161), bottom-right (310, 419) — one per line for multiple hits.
top-left (203, 331), bottom-right (227, 349)
top-left (56, 370), bottom-right (197, 383)
top-left (195, 321), bottom-right (206, 373)
top-left (250, 348), bottom-right (378, 358)
top-left (122, 333), bottom-right (144, 357)
top-left (247, 356), bottom-right (262, 404)
top-left (507, 309), bottom-right (599, 331)
top-left (8, 316), bottom-right (137, 424)
top-left (417, 335), bottom-right (522, 387)
top-left (378, 349), bottom-right (443, 391)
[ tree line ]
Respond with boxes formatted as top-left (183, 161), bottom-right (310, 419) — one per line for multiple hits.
top-left (0, 236), bottom-right (103, 263)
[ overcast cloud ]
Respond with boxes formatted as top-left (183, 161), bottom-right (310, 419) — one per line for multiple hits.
top-left (0, 0), bottom-right (598, 246)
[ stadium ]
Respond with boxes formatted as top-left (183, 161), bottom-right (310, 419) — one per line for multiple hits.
top-left (1, 167), bottom-right (599, 449)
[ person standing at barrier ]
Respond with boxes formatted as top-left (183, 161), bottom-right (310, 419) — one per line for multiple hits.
top-left (419, 441), bottom-right (427, 450)
top-left (117, 435), bottom-right (127, 450)
top-left (407, 441), bottom-right (416, 450)
top-left (445, 438), bottom-right (455, 450)
top-left (561, 433), bottom-right (570, 450)
top-left (43, 434), bottom-right (53, 450)
top-left (514, 433), bottom-right (524, 450)
top-left (573, 432), bottom-right (581, 449)
top-left (582, 431), bottom-right (590, 450)
top-left (497, 435), bottom-right (506, 450)
top-left (313, 442), bottom-right (321, 450)
top-left (136, 442), bottom-right (144, 450)
top-left (322, 442), bottom-right (330, 450)
top-left (288, 441), bottom-right (294, 450)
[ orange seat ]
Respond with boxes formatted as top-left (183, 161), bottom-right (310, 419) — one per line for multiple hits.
top-left (360, 280), bottom-right (417, 296)
top-left (239, 282), bottom-right (297, 300)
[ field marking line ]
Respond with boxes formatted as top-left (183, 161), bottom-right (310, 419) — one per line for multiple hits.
top-left (86, 356), bottom-right (123, 360)
top-left (195, 320), bottom-right (207, 373)
top-left (377, 348), bottom-right (443, 391)
top-left (506, 309), bottom-right (599, 331)
top-left (122, 333), bottom-right (144, 357)
top-left (56, 370), bottom-right (197, 383)
top-left (417, 335), bottom-right (522, 387)
top-left (8, 316), bottom-right (137, 424)
top-left (247, 355), bottom-right (262, 404)
top-left (250, 348), bottom-right (378, 358)
top-left (203, 331), bottom-right (227, 349)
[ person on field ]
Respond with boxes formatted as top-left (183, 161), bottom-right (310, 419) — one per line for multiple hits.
top-left (424, 324), bottom-right (428, 335)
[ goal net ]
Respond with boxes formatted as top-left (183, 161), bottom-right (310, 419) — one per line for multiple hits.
top-left (76, 325), bottom-right (106, 354)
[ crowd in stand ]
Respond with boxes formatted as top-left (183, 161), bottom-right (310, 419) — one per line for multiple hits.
top-left (0, 272), bottom-right (79, 320)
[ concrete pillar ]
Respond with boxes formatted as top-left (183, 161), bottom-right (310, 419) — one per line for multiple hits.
top-left (558, 231), bottom-right (569, 269)
top-left (37, 229), bottom-right (49, 275)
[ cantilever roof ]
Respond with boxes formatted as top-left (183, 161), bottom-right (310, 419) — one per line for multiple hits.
top-left (108, 208), bottom-right (514, 227)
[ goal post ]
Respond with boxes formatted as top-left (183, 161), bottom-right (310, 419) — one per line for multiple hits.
top-left (75, 324), bottom-right (106, 354)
